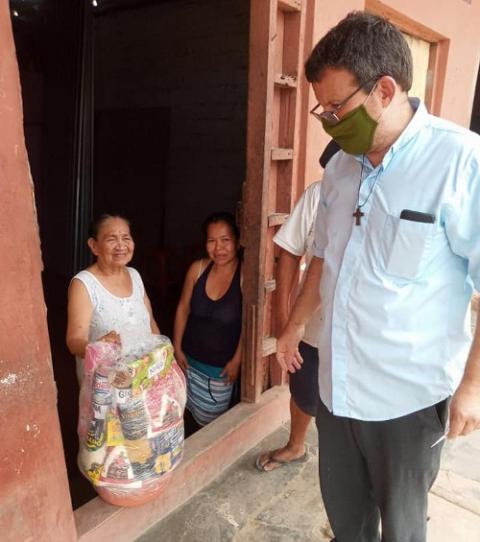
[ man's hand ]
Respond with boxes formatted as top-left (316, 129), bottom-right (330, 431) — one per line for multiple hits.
top-left (448, 381), bottom-right (480, 438)
top-left (221, 359), bottom-right (241, 384)
top-left (276, 323), bottom-right (305, 373)
top-left (276, 256), bottom-right (323, 374)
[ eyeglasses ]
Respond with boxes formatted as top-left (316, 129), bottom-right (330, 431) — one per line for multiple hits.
top-left (310, 81), bottom-right (370, 126)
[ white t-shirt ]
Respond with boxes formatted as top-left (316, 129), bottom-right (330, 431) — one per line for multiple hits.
top-left (273, 182), bottom-right (321, 347)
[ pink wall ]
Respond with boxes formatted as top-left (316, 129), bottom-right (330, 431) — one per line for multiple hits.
top-left (0, 2), bottom-right (77, 540)
top-left (304, 0), bottom-right (480, 186)
top-left (304, 0), bottom-right (364, 185)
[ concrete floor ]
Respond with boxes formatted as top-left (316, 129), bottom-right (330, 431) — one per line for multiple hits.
top-left (136, 422), bottom-right (329, 542)
top-left (136, 421), bottom-right (480, 541)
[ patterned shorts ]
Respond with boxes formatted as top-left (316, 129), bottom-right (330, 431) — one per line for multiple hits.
top-left (186, 364), bottom-right (233, 426)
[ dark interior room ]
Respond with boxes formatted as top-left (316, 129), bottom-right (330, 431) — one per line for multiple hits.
top-left (10, 0), bottom-right (249, 508)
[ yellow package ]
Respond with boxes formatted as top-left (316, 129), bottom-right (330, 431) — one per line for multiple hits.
top-left (154, 453), bottom-right (172, 474)
top-left (106, 412), bottom-right (124, 447)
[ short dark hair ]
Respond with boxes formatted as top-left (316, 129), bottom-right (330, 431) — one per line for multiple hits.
top-left (305, 11), bottom-right (412, 92)
top-left (202, 212), bottom-right (239, 241)
top-left (88, 214), bottom-right (131, 240)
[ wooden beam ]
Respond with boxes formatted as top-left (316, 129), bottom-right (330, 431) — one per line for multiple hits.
top-left (264, 279), bottom-right (276, 292)
top-left (278, 0), bottom-right (302, 13)
top-left (274, 73), bottom-right (297, 88)
top-left (242, 0), bottom-right (278, 403)
top-left (271, 147), bottom-right (293, 160)
top-left (267, 213), bottom-right (289, 227)
top-left (262, 336), bottom-right (277, 357)
top-left (366, 0), bottom-right (446, 42)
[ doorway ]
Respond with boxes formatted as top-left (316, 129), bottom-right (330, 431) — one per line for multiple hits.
top-left (93, 106), bottom-right (172, 330)
top-left (10, 0), bottom-right (249, 509)
top-left (470, 65), bottom-right (480, 134)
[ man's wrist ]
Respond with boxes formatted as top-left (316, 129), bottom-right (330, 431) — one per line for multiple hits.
top-left (289, 318), bottom-right (306, 329)
top-left (458, 376), bottom-right (480, 393)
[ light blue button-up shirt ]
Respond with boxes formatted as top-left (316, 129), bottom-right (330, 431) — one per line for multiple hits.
top-left (313, 98), bottom-right (480, 421)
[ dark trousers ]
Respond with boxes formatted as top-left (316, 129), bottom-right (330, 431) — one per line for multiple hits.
top-left (316, 398), bottom-right (449, 542)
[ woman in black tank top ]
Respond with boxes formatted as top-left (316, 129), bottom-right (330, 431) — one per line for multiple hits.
top-left (174, 213), bottom-right (242, 427)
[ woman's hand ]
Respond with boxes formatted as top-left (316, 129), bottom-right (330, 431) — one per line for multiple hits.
top-left (175, 347), bottom-right (189, 372)
top-left (173, 261), bottom-right (201, 374)
top-left (221, 358), bottom-right (241, 384)
top-left (99, 330), bottom-right (121, 345)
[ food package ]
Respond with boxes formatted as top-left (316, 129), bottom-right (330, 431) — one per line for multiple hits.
top-left (77, 334), bottom-right (187, 506)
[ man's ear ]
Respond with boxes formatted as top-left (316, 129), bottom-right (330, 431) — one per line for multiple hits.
top-left (376, 75), bottom-right (397, 106)
top-left (87, 237), bottom-right (98, 256)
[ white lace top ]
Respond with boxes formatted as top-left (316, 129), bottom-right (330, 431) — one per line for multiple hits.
top-left (73, 267), bottom-right (151, 381)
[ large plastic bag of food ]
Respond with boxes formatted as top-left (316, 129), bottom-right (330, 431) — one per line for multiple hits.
top-left (77, 334), bottom-right (186, 507)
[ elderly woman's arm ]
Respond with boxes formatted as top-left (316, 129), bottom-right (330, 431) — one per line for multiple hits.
top-left (174, 260), bottom-right (203, 371)
top-left (143, 293), bottom-right (160, 334)
top-left (66, 279), bottom-right (94, 358)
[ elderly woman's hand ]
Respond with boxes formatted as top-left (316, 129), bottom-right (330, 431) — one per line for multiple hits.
top-left (99, 330), bottom-right (121, 345)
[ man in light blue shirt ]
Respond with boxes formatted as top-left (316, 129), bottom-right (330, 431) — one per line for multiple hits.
top-left (277, 12), bottom-right (480, 542)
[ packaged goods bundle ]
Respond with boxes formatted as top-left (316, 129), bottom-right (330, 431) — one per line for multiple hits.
top-left (78, 334), bottom-right (186, 506)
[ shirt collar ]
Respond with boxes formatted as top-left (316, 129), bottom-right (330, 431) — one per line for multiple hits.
top-left (388, 97), bottom-right (428, 155)
top-left (354, 97), bottom-right (429, 170)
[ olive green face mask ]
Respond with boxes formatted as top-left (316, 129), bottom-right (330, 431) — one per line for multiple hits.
top-left (321, 104), bottom-right (378, 155)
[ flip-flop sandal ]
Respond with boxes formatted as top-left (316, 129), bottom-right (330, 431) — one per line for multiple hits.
top-left (255, 446), bottom-right (309, 472)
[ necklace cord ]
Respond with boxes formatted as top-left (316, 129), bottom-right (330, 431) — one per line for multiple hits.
top-left (355, 155), bottom-right (365, 208)
top-left (356, 156), bottom-right (382, 209)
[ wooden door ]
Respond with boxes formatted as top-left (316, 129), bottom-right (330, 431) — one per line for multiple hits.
top-left (241, 0), bottom-right (310, 402)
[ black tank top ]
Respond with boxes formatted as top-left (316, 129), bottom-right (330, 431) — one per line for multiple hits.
top-left (182, 261), bottom-right (242, 367)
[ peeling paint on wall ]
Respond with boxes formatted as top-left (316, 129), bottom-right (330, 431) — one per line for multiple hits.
top-left (0, 373), bottom-right (17, 385)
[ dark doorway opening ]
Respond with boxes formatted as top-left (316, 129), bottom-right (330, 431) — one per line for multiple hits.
top-left (470, 65), bottom-right (480, 134)
top-left (10, 0), bottom-right (249, 509)
top-left (93, 106), bottom-right (173, 331)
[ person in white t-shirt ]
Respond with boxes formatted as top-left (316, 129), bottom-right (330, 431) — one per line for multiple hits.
top-left (255, 140), bottom-right (339, 471)
top-left (255, 181), bottom-right (322, 470)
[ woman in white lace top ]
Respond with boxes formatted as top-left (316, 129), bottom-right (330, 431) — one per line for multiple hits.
top-left (66, 214), bottom-right (159, 382)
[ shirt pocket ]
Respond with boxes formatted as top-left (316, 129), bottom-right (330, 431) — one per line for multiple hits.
top-left (383, 215), bottom-right (435, 281)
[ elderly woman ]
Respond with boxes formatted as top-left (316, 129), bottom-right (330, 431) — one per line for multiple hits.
top-left (66, 214), bottom-right (159, 382)
top-left (174, 212), bottom-right (242, 428)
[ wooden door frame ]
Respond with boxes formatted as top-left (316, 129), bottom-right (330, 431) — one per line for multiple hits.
top-left (366, 0), bottom-right (449, 115)
top-left (241, 0), bottom-right (312, 402)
